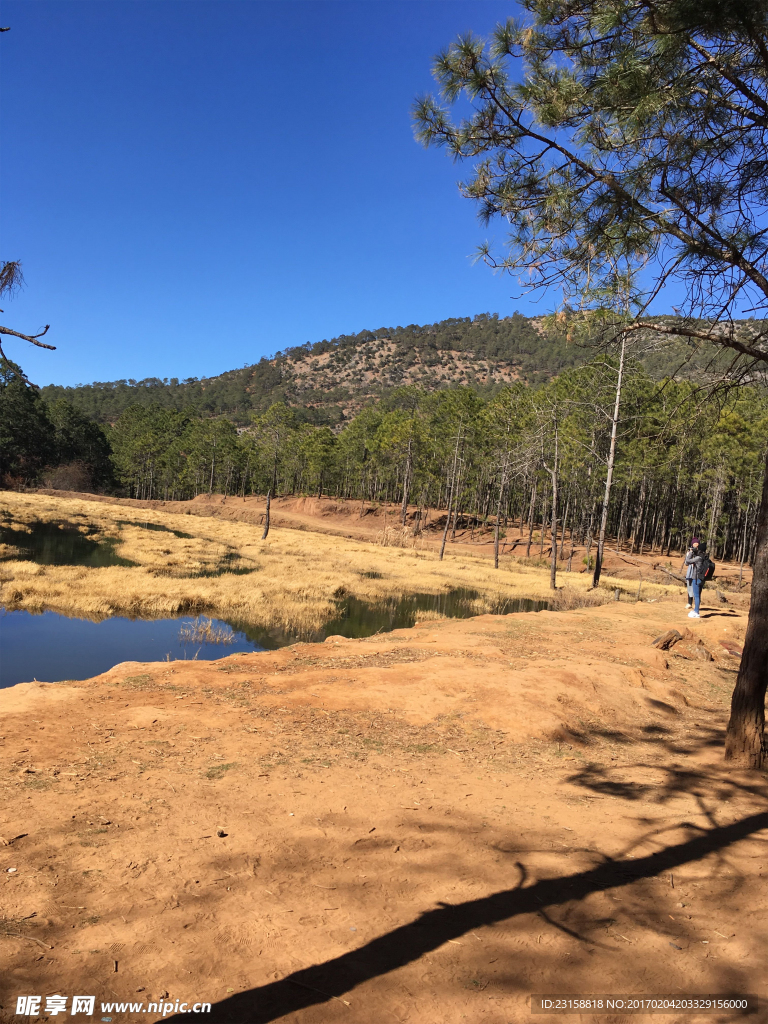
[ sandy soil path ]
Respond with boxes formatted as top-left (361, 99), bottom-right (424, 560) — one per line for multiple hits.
top-left (1, 595), bottom-right (765, 1024)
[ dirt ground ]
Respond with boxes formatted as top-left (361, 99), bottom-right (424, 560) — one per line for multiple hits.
top-left (1, 587), bottom-right (765, 1024)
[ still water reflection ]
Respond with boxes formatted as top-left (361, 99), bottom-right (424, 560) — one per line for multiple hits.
top-left (0, 517), bottom-right (248, 576)
top-left (0, 610), bottom-right (263, 689)
top-left (1, 589), bottom-right (548, 689)
top-left (320, 589), bottom-right (548, 639)
top-left (0, 520), bottom-right (136, 567)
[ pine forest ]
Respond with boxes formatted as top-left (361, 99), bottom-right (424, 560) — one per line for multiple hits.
top-left (3, 328), bottom-right (766, 573)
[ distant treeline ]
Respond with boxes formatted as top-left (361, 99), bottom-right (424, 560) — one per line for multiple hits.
top-left (36, 312), bottom-right (730, 426)
top-left (4, 352), bottom-right (765, 567)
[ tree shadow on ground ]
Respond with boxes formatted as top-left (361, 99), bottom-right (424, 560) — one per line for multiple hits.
top-left (165, 811), bottom-right (768, 1024)
top-left (564, 694), bottom-right (767, 807)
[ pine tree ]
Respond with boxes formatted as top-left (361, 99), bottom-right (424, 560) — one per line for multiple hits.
top-left (414, 0), bottom-right (768, 767)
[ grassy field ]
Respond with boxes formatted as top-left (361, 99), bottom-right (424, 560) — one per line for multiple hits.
top-left (0, 491), bottom-right (675, 637)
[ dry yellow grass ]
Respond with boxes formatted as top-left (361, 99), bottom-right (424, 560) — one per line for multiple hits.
top-left (0, 491), bottom-right (676, 635)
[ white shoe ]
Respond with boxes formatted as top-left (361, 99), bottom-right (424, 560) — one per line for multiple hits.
top-left (688, 611), bottom-right (700, 618)
top-left (685, 603), bottom-right (692, 610)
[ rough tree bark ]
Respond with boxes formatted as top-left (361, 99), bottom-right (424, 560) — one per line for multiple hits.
top-left (725, 447), bottom-right (768, 768)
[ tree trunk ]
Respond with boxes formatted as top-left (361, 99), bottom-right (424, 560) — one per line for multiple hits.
top-left (401, 437), bottom-right (412, 527)
top-left (631, 475), bottom-right (646, 553)
top-left (439, 474), bottom-right (456, 562)
top-left (261, 489), bottom-right (272, 540)
top-left (262, 459), bottom-right (278, 541)
top-left (615, 485), bottom-right (628, 553)
top-left (548, 478), bottom-right (558, 589)
top-left (707, 469), bottom-right (724, 552)
top-left (494, 462), bottom-right (508, 570)
top-left (593, 335), bottom-right (626, 587)
top-left (559, 495), bottom-right (569, 561)
top-left (539, 493), bottom-right (549, 558)
top-left (544, 428), bottom-right (559, 590)
top-left (439, 429), bottom-right (462, 562)
top-left (639, 485), bottom-right (651, 554)
top-left (525, 482), bottom-right (537, 558)
top-left (739, 498), bottom-right (751, 589)
top-left (450, 462), bottom-right (463, 540)
top-left (209, 439), bottom-right (216, 494)
top-left (725, 447), bottom-right (768, 768)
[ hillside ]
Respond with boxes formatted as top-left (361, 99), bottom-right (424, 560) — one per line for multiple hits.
top-left (39, 311), bottom-right (750, 427)
top-left (39, 313), bottom-right (584, 425)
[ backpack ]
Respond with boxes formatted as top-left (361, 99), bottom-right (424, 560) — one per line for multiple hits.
top-left (702, 557), bottom-right (716, 582)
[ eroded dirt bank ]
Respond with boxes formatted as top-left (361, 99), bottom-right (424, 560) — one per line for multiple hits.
top-left (1, 598), bottom-right (765, 1024)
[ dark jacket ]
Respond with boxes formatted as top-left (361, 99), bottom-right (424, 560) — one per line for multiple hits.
top-left (685, 548), bottom-right (710, 581)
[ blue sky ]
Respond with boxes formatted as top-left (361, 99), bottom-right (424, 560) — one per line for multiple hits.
top-left (2, 0), bottom-right (543, 387)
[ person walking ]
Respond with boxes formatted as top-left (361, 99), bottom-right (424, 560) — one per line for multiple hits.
top-left (684, 538), bottom-right (709, 618)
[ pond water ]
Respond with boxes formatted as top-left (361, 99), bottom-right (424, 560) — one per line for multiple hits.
top-left (0, 589), bottom-right (549, 689)
top-left (320, 589), bottom-right (548, 639)
top-left (0, 610), bottom-right (265, 689)
top-left (0, 517), bottom-right (248, 576)
top-left (0, 520), bottom-right (136, 568)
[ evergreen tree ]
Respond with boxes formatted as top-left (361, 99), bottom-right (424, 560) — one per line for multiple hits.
top-left (0, 359), bottom-right (56, 483)
top-left (45, 398), bottom-right (114, 490)
top-left (414, 0), bottom-right (768, 767)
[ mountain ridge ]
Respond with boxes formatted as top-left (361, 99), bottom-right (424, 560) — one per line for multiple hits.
top-left (37, 313), bottom-right (590, 424)
top-left (39, 310), bottom-right (726, 426)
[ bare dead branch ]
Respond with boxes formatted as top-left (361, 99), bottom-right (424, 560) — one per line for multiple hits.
top-left (0, 324), bottom-right (55, 350)
top-left (625, 321), bottom-right (768, 365)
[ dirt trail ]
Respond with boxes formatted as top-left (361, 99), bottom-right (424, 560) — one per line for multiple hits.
top-left (32, 489), bottom-right (753, 589)
top-left (1, 594), bottom-right (764, 1024)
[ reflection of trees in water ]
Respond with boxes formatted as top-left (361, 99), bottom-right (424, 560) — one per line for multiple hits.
top-left (0, 519), bottom-right (135, 568)
top-left (226, 590), bottom-right (549, 649)
top-left (323, 591), bottom-right (548, 640)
